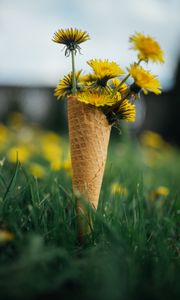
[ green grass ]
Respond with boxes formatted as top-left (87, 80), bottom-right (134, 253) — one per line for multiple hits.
top-left (0, 138), bottom-right (179, 300)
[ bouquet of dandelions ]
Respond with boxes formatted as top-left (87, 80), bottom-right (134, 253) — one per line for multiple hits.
top-left (53, 28), bottom-right (164, 237)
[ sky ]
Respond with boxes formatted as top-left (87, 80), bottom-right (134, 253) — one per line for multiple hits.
top-left (0, 0), bottom-right (180, 89)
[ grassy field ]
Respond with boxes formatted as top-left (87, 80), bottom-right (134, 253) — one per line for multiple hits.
top-left (0, 117), bottom-right (179, 300)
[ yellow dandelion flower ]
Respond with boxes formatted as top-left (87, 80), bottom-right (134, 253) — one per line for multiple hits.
top-left (128, 64), bottom-right (162, 95)
top-left (0, 229), bottom-right (14, 242)
top-left (86, 59), bottom-right (124, 89)
top-left (82, 73), bottom-right (97, 84)
top-left (110, 78), bottom-right (128, 94)
top-left (140, 131), bottom-right (165, 149)
top-left (77, 91), bottom-right (119, 107)
top-left (129, 32), bottom-right (164, 63)
top-left (111, 183), bottom-right (128, 196)
top-left (52, 28), bottom-right (90, 56)
top-left (50, 159), bottom-right (62, 171)
top-left (29, 163), bottom-right (46, 178)
top-left (41, 142), bottom-right (62, 162)
top-left (117, 99), bottom-right (136, 122)
top-left (7, 145), bottom-right (31, 163)
top-left (41, 132), bottom-right (61, 144)
top-left (54, 71), bottom-right (82, 99)
top-left (87, 59), bottom-right (124, 77)
top-left (150, 186), bottom-right (169, 199)
top-left (0, 124), bottom-right (8, 149)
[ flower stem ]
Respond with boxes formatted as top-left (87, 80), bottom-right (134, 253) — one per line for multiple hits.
top-left (71, 50), bottom-right (77, 95)
top-left (111, 59), bottom-right (142, 98)
top-left (111, 74), bottom-right (130, 98)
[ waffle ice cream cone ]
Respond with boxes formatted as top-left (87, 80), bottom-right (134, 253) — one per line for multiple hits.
top-left (67, 96), bottom-right (111, 212)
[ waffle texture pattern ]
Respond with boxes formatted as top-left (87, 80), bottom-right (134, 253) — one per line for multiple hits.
top-left (67, 96), bottom-right (111, 208)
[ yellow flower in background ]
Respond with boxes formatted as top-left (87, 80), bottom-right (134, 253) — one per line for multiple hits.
top-left (29, 163), bottom-right (46, 178)
top-left (77, 91), bottom-right (119, 107)
top-left (128, 64), bottom-right (161, 95)
top-left (140, 131), bottom-right (165, 149)
top-left (129, 32), bottom-right (164, 63)
top-left (54, 71), bottom-right (82, 99)
top-left (41, 142), bottom-right (62, 162)
top-left (86, 59), bottom-right (124, 89)
top-left (0, 117), bottom-right (73, 177)
top-left (40, 131), bottom-right (62, 162)
top-left (111, 183), bottom-right (128, 196)
top-left (0, 229), bottom-right (14, 242)
top-left (0, 124), bottom-right (8, 148)
top-left (8, 112), bottom-right (25, 128)
top-left (52, 28), bottom-right (90, 56)
top-left (50, 159), bottom-right (62, 171)
top-left (7, 145), bottom-right (31, 163)
top-left (118, 99), bottom-right (136, 122)
top-left (150, 186), bottom-right (169, 199)
top-left (41, 131), bottom-right (61, 144)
